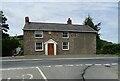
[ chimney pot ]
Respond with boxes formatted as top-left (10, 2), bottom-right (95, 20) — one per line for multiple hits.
top-left (25, 17), bottom-right (29, 24)
top-left (67, 18), bottom-right (72, 24)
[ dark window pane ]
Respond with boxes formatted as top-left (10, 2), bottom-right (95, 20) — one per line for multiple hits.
top-left (35, 31), bottom-right (43, 37)
top-left (63, 32), bottom-right (68, 37)
top-left (36, 43), bottom-right (42, 50)
top-left (63, 42), bottom-right (69, 50)
top-left (63, 46), bottom-right (68, 49)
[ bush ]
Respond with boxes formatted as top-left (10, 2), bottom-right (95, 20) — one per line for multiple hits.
top-left (2, 38), bottom-right (20, 56)
top-left (102, 44), bottom-right (120, 54)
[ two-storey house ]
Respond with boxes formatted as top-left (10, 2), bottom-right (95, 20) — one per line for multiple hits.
top-left (23, 17), bottom-right (97, 55)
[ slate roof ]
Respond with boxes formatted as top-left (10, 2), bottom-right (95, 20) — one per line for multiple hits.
top-left (23, 22), bottom-right (97, 33)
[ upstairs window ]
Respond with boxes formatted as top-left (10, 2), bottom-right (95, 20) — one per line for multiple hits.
top-left (35, 42), bottom-right (43, 51)
top-left (35, 31), bottom-right (43, 38)
top-left (62, 32), bottom-right (69, 38)
top-left (62, 42), bottom-right (69, 50)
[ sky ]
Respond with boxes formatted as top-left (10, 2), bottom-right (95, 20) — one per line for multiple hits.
top-left (1, 0), bottom-right (119, 43)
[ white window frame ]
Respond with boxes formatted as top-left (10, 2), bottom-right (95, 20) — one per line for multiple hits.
top-left (62, 42), bottom-right (69, 50)
top-left (62, 32), bottom-right (69, 38)
top-left (34, 31), bottom-right (43, 38)
top-left (35, 42), bottom-right (44, 51)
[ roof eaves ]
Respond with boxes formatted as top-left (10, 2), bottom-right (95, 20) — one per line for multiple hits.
top-left (23, 29), bottom-right (97, 33)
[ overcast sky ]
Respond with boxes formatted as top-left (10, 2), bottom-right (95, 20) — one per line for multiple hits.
top-left (1, 0), bottom-right (119, 43)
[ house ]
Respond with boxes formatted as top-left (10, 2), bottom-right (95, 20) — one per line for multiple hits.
top-left (23, 17), bottom-right (97, 55)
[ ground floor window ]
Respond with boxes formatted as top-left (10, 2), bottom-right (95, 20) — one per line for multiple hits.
top-left (35, 42), bottom-right (43, 51)
top-left (62, 42), bottom-right (69, 50)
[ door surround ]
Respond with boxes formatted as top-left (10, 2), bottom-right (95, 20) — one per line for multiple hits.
top-left (44, 39), bottom-right (57, 55)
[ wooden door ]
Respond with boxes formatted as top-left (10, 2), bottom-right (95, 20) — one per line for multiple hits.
top-left (48, 43), bottom-right (54, 55)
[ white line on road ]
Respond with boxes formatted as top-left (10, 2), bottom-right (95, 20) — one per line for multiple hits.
top-left (55, 65), bottom-right (63, 67)
top-left (26, 74), bottom-right (33, 79)
top-left (0, 67), bottom-right (36, 70)
top-left (85, 64), bottom-right (93, 66)
top-left (65, 64), bottom-right (74, 67)
top-left (7, 77), bottom-right (11, 81)
top-left (94, 64), bottom-right (102, 66)
top-left (2, 59), bottom-right (43, 62)
top-left (36, 67), bottom-right (48, 81)
top-left (44, 65), bottom-right (51, 68)
top-left (75, 64), bottom-right (83, 66)
top-left (103, 64), bottom-right (111, 66)
top-left (111, 63), bottom-right (118, 66)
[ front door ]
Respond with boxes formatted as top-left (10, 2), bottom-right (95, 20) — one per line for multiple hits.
top-left (48, 43), bottom-right (54, 55)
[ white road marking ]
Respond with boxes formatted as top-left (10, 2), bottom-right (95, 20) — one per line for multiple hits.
top-left (75, 64), bottom-right (83, 66)
top-left (95, 64), bottom-right (102, 66)
top-left (65, 64), bottom-right (74, 67)
top-left (36, 67), bottom-right (48, 81)
top-left (111, 63), bottom-right (118, 65)
top-left (2, 59), bottom-right (43, 62)
top-left (44, 65), bottom-right (51, 68)
top-left (55, 65), bottom-right (63, 67)
top-left (85, 64), bottom-right (93, 66)
top-left (7, 77), bottom-right (11, 81)
top-left (22, 74), bottom-right (25, 80)
top-left (103, 64), bottom-right (110, 66)
top-left (0, 67), bottom-right (36, 70)
top-left (25, 74), bottom-right (33, 79)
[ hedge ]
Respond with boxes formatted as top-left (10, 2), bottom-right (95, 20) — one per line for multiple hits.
top-left (102, 44), bottom-right (120, 54)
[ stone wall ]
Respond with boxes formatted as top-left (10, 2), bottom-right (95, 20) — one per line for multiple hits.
top-left (23, 30), bottom-right (96, 55)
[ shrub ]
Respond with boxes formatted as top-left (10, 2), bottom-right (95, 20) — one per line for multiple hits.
top-left (2, 38), bottom-right (20, 56)
top-left (102, 44), bottom-right (120, 54)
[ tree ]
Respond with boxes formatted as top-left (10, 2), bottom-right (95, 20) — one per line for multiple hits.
top-left (83, 15), bottom-right (102, 53)
top-left (0, 11), bottom-right (9, 39)
top-left (2, 38), bottom-right (20, 56)
top-left (83, 15), bottom-right (101, 38)
top-left (1, 11), bottom-right (20, 56)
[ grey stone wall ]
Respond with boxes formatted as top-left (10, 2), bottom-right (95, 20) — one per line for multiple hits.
top-left (24, 30), bottom-right (96, 55)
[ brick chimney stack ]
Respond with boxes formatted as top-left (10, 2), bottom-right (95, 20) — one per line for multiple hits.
top-left (67, 18), bottom-right (72, 24)
top-left (25, 17), bottom-right (29, 24)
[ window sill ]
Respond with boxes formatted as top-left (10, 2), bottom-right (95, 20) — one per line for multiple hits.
top-left (35, 49), bottom-right (44, 51)
top-left (35, 37), bottom-right (43, 38)
top-left (62, 49), bottom-right (69, 51)
top-left (62, 37), bottom-right (69, 39)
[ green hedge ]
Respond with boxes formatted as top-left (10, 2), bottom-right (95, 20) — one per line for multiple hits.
top-left (102, 44), bottom-right (120, 54)
top-left (2, 38), bottom-right (20, 56)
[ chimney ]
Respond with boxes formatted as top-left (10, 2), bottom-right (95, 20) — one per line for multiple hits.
top-left (67, 18), bottom-right (72, 24)
top-left (25, 17), bottom-right (29, 24)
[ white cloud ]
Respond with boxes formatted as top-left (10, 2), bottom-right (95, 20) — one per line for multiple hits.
top-left (2, 2), bottom-right (118, 43)
top-left (2, 0), bottom-right (120, 2)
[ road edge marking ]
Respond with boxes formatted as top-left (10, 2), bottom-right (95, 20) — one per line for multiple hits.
top-left (36, 67), bottom-right (48, 81)
top-left (2, 59), bottom-right (43, 62)
top-left (0, 67), bottom-right (36, 70)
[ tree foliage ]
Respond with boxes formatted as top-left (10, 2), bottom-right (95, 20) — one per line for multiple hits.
top-left (83, 15), bottom-right (102, 53)
top-left (102, 44), bottom-right (120, 54)
top-left (0, 11), bottom-right (9, 32)
top-left (0, 11), bottom-right (9, 39)
top-left (83, 15), bottom-right (101, 32)
top-left (1, 11), bottom-right (20, 56)
top-left (2, 38), bottom-right (20, 56)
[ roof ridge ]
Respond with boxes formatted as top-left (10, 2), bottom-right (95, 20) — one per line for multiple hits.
top-left (30, 22), bottom-right (84, 26)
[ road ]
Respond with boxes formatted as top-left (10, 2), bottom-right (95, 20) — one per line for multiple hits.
top-left (0, 56), bottom-right (119, 81)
